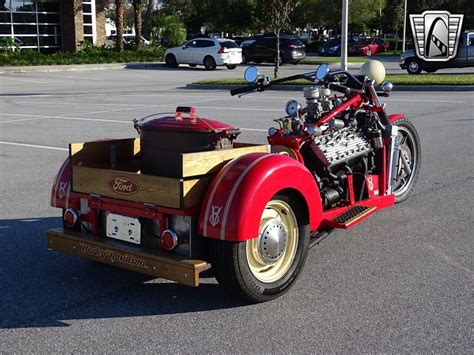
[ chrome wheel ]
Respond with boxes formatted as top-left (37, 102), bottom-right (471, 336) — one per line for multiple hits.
top-left (246, 200), bottom-right (298, 283)
top-left (392, 119), bottom-right (421, 202)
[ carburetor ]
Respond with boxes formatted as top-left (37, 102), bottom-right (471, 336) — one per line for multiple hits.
top-left (304, 86), bottom-right (340, 122)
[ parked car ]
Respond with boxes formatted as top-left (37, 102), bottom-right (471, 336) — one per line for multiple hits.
top-left (348, 38), bottom-right (389, 56)
top-left (318, 38), bottom-right (355, 56)
top-left (231, 36), bottom-right (252, 46)
top-left (164, 38), bottom-right (242, 70)
top-left (399, 31), bottom-right (474, 74)
top-left (242, 36), bottom-right (305, 64)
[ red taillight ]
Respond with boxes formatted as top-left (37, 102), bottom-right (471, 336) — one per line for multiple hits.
top-left (63, 208), bottom-right (79, 228)
top-left (218, 45), bottom-right (228, 54)
top-left (161, 229), bottom-right (179, 250)
top-left (287, 44), bottom-right (296, 49)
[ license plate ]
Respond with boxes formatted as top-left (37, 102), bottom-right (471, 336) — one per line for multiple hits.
top-left (106, 213), bottom-right (141, 244)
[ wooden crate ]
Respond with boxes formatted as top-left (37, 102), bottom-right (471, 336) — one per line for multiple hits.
top-left (70, 138), bottom-right (269, 209)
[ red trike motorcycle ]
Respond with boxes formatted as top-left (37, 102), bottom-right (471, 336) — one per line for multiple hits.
top-left (47, 61), bottom-right (420, 302)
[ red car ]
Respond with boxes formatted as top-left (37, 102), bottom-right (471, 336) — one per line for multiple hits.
top-left (349, 38), bottom-right (390, 56)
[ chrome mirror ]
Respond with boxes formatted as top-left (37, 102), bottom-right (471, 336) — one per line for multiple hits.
top-left (315, 63), bottom-right (329, 81)
top-left (244, 66), bottom-right (259, 83)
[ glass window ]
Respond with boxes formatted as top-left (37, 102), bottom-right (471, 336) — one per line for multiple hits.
top-left (469, 34), bottom-right (474, 46)
top-left (82, 4), bottom-right (91, 13)
top-left (12, 12), bottom-right (35, 22)
top-left (10, 0), bottom-right (34, 12)
top-left (15, 35), bottom-right (37, 45)
top-left (36, 2), bottom-right (59, 12)
top-left (83, 14), bottom-right (92, 24)
top-left (219, 40), bottom-right (238, 48)
top-left (39, 36), bottom-right (60, 46)
top-left (196, 40), bottom-right (215, 48)
top-left (38, 13), bottom-right (60, 23)
top-left (83, 25), bottom-right (92, 35)
top-left (0, 24), bottom-right (11, 34)
top-left (38, 24), bottom-right (59, 35)
top-left (0, 12), bottom-right (11, 22)
top-left (13, 23), bottom-right (35, 34)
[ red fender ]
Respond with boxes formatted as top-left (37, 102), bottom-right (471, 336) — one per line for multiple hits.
top-left (198, 152), bottom-right (323, 241)
top-left (50, 157), bottom-right (79, 209)
top-left (388, 113), bottom-right (405, 123)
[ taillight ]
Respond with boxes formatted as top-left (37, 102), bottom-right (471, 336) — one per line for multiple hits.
top-left (287, 44), bottom-right (296, 49)
top-left (63, 208), bottom-right (79, 228)
top-left (218, 45), bottom-right (228, 54)
top-left (161, 229), bottom-right (179, 250)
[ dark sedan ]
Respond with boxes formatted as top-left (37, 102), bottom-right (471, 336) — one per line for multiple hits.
top-left (242, 37), bottom-right (305, 64)
top-left (318, 38), bottom-right (355, 56)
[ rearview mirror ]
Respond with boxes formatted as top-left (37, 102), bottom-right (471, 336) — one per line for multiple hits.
top-left (244, 66), bottom-right (259, 83)
top-left (315, 63), bottom-right (329, 81)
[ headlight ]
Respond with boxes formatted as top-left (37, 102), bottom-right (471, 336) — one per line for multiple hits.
top-left (329, 46), bottom-right (338, 50)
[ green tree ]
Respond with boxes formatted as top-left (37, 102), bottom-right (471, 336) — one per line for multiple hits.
top-left (263, 0), bottom-right (301, 78)
top-left (152, 14), bottom-right (187, 47)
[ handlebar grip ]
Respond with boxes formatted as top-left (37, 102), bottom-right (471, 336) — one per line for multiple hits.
top-left (230, 84), bottom-right (259, 96)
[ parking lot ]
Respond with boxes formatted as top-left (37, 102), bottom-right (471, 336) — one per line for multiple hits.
top-left (0, 66), bottom-right (472, 352)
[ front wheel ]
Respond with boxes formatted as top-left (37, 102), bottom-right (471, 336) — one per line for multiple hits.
top-left (392, 118), bottom-right (421, 203)
top-left (406, 58), bottom-right (422, 74)
top-left (210, 193), bottom-right (310, 303)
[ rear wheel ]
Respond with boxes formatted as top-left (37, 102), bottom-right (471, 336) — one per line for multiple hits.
top-left (226, 64), bottom-right (237, 69)
top-left (392, 118), bottom-right (421, 203)
top-left (165, 54), bottom-right (178, 68)
top-left (210, 192), bottom-right (310, 303)
top-left (204, 56), bottom-right (217, 70)
top-left (189, 64), bottom-right (197, 68)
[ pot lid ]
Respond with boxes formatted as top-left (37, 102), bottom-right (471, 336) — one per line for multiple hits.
top-left (138, 106), bottom-right (236, 133)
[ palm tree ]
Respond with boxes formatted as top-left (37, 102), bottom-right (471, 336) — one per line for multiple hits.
top-left (115, 0), bottom-right (125, 52)
top-left (132, 0), bottom-right (144, 48)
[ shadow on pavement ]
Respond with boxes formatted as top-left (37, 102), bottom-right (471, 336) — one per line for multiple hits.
top-left (0, 217), bottom-right (246, 329)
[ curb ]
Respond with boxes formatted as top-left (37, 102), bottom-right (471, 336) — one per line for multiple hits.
top-left (186, 83), bottom-right (474, 92)
top-left (0, 62), bottom-right (164, 74)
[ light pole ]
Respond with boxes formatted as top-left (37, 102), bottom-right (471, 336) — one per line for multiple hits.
top-left (341, 0), bottom-right (348, 71)
top-left (402, 0), bottom-right (407, 52)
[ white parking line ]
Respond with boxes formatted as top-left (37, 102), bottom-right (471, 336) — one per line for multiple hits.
top-left (0, 76), bottom-right (49, 84)
top-left (383, 98), bottom-right (466, 103)
top-left (0, 141), bottom-right (68, 151)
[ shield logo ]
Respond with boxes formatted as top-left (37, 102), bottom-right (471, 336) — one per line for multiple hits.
top-left (409, 10), bottom-right (464, 62)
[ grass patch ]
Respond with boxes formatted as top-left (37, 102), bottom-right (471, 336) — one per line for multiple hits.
top-left (303, 56), bottom-right (367, 64)
top-left (387, 74), bottom-right (474, 85)
top-left (194, 74), bottom-right (474, 86)
top-left (0, 46), bottom-right (165, 66)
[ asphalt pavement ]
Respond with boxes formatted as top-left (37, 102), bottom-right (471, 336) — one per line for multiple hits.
top-left (0, 66), bottom-right (473, 352)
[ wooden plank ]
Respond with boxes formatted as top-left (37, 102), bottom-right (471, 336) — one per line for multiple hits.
top-left (181, 143), bottom-right (270, 177)
top-left (73, 166), bottom-right (182, 208)
top-left (46, 228), bottom-right (208, 287)
top-left (182, 176), bottom-right (214, 209)
top-left (70, 138), bottom-right (140, 164)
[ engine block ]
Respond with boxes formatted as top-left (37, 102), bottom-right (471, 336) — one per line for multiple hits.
top-left (309, 128), bottom-right (372, 169)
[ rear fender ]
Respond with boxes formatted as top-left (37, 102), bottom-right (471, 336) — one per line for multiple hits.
top-left (50, 157), bottom-right (79, 209)
top-left (388, 113), bottom-right (405, 123)
top-left (198, 153), bottom-right (323, 241)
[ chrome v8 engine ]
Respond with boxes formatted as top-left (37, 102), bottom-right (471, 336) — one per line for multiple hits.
top-left (309, 127), bottom-right (372, 170)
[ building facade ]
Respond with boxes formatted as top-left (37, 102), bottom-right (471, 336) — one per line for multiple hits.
top-left (0, 0), bottom-right (108, 52)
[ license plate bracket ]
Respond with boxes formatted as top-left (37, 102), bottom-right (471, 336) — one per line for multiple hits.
top-left (106, 213), bottom-right (141, 244)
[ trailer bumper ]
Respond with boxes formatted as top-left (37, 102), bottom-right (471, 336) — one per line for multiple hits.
top-left (46, 228), bottom-right (208, 287)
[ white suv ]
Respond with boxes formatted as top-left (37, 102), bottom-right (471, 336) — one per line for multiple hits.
top-left (164, 38), bottom-right (242, 70)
